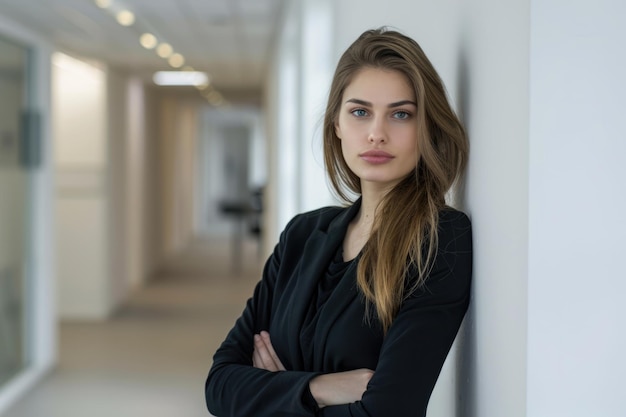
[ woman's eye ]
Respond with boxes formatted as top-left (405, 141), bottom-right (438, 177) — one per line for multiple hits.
top-left (393, 111), bottom-right (410, 120)
top-left (351, 109), bottom-right (368, 117)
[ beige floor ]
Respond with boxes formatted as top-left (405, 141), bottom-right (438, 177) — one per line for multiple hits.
top-left (3, 237), bottom-right (263, 417)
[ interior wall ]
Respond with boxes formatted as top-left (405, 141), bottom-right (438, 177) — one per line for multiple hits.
top-left (264, 0), bottom-right (337, 255)
top-left (262, 23), bottom-right (280, 255)
top-left (106, 68), bottom-right (129, 311)
top-left (125, 77), bottom-right (147, 290)
top-left (157, 95), bottom-right (198, 260)
top-left (53, 59), bottom-right (152, 318)
top-left (298, 0), bottom-right (336, 213)
top-left (52, 53), bottom-right (111, 319)
top-left (527, 1), bottom-right (626, 415)
top-left (274, 0), bottom-right (300, 237)
top-left (457, 1), bottom-right (530, 417)
top-left (142, 86), bottom-right (161, 281)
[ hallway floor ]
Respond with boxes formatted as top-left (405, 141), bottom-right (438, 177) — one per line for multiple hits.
top-left (3, 237), bottom-right (263, 417)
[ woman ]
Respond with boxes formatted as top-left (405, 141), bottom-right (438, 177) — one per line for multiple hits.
top-left (205, 27), bottom-right (472, 417)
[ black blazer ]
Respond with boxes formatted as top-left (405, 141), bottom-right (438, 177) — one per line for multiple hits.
top-left (205, 200), bottom-right (472, 417)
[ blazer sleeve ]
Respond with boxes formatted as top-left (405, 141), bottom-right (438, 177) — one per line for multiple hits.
top-left (320, 211), bottom-right (473, 417)
top-left (205, 216), bottom-right (321, 417)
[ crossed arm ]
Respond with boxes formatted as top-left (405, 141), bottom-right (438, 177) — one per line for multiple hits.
top-left (206, 210), bottom-right (473, 416)
top-left (253, 331), bottom-right (374, 408)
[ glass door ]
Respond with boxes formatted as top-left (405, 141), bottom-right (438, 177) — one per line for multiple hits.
top-left (0, 34), bottom-right (33, 387)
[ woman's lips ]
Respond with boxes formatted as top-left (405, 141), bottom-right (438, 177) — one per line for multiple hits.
top-left (359, 150), bottom-right (394, 164)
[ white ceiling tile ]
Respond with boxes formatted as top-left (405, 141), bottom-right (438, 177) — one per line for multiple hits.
top-left (0, 0), bottom-right (285, 94)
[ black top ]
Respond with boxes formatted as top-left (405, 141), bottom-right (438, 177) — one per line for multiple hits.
top-left (300, 246), bottom-right (355, 368)
top-left (205, 199), bottom-right (473, 417)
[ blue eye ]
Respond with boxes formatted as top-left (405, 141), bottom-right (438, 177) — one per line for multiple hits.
top-left (351, 109), bottom-right (368, 117)
top-left (393, 111), bottom-right (410, 120)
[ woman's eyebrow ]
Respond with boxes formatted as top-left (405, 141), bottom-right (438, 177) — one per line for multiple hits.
top-left (345, 98), bottom-right (417, 107)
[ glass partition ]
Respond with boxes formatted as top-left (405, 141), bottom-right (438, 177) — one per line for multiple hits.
top-left (0, 34), bottom-right (32, 387)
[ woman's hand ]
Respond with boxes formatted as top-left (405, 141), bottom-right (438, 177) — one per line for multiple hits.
top-left (253, 331), bottom-right (374, 407)
top-left (252, 331), bottom-right (286, 372)
top-left (309, 368), bottom-right (374, 408)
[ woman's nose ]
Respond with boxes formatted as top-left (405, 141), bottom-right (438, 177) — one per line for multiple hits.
top-left (368, 119), bottom-right (387, 143)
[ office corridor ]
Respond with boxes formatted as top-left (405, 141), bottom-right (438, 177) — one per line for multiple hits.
top-left (3, 237), bottom-right (263, 417)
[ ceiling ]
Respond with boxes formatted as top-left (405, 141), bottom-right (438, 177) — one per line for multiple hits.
top-left (0, 0), bottom-right (286, 99)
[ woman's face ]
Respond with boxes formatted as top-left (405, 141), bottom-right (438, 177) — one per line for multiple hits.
top-left (335, 67), bottom-right (418, 193)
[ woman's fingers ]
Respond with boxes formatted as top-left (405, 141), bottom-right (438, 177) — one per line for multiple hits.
top-left (253, 334), bottom-right (273, 370)
top-left (259, 331), bottom-right (286, 371)
top-left (252, 332), bottom-right (286, 372)
top-left (252, 342), bottom-right (263, 368)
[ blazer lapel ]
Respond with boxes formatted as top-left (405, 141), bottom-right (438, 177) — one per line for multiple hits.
top-left (282, 200), bottom-right (362, 369)
top-left (310, 201), bottom-right (364, 370)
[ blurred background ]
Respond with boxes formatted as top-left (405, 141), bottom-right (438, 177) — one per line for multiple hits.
top-left (0, 0), bottom-right (625, 417)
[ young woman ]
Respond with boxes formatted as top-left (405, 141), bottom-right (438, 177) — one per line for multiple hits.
top-left (205, 27), bottom-right (472, 417)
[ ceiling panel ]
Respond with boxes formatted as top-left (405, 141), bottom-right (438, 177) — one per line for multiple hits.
top-left (0, 0), bottom-right (285, 95)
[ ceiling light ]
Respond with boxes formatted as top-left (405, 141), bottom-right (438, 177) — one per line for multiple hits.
top-left (156, 43), bottom-right (173, 58)
top-left (140, 33), bottom-right (157, 49)
top-left (153, 71), bottom-right (210, 86)
top-left (94, 0), bottom-right (112, 8)
top-left (116, 10), bottom-right (135, 26)
top-left (168, 53), bottom-right (185, 68)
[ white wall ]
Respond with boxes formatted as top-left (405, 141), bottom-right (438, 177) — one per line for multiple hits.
top-left (124, 77), bottom-right (147, 290)
top-left (53, 56), bottom-right (153, 319)
top-left (264, 0), bottom-right (337, 254)
top-left (527, 1), bottom-right (626, 416)
top-left (107, 68), bottom-right (129, 311)
top-left (107, 73), bottom-right (150, 300)
top-left (157, 96), bottom-right (198, 260)
top-left (52, 53), bottom-right (112, 319)
top-left (458, 1), bottom-right (530, 416)
top-left (142, 87), bottom-right (160, 280)
top-left (298, 0), bottom-right (336, 213)
top-left (275, 0), bottom-right (300, 234)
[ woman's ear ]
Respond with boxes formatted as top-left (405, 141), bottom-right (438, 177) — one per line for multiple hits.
top-left (334, 121), bottom-right (342, 140)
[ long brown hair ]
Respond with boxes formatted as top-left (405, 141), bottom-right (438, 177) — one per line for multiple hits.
top-left (323, 28), bottom-right (469, 332)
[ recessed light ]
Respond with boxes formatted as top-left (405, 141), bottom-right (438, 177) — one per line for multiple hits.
top-left (168, 53), bottom-right (185, 68)
top-left (156, 43), bottom-right (173, 58)
top-left (153, 71), bottom-right (210, 86)
top-left (140, 33), bottom-right (158, 49)
top-left (94, 0), bottom-right (112, 9)
top-left (116, 10), bottom-right (135, 26)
